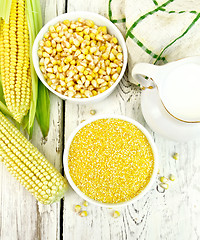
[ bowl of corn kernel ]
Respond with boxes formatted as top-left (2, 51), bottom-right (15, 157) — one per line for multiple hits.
top-left (32, 12), bottom-right (127, 103)
top-left (63, 115), bottom-right (158, 207)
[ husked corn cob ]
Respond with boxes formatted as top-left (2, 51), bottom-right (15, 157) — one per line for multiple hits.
top-left (0, 111), bottom-right (68, 204)
top-left (0, 0), bottom-right (31, 123)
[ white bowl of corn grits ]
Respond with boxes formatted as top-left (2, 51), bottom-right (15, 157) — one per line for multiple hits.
top-left (32, 12), bottom-right (127, 104)
top-left (63, 115), bottom-right (158, 207)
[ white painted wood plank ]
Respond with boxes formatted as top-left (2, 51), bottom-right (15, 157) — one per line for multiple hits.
top-left (62, 1), bottom-right (200, 239)
top-left (0, 1), bottom-right (65, 240)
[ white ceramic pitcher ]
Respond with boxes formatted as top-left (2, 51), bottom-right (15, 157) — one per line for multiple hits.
top-left (131, 56), bottom-right (200, 141)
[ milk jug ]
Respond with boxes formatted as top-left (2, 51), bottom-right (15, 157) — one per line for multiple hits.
top-left (132, 56), bottom-right (200, 141)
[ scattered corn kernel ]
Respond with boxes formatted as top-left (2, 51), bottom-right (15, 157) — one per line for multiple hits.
top-left (80, 211), bottom-right (88, 217)
top-left (160, 183), bottom-right (169, 190)
top-left (75, 205), bottom-right (82, 213)
top-left (113, 211), bottom-right (120, 218)
top-left (169, 174), bottom-right (175, 181)
top-left (173, 153), bottom-right (179, 160)
top-left (160, 176), bottom-right (168, 183)
top-left (90, 110), bottom-right (96, 115)
top-left (83, 200), bottom-right (89, 207)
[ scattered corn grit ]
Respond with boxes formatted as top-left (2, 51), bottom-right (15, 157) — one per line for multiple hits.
top-left (38, 18), bottom-right (123, 98)
top-left (0, 111), bottom-right (68, 204)
top-left (68, 119), bottom-right (154, 204)
top-left (0, 0), bottom-right (32, 123)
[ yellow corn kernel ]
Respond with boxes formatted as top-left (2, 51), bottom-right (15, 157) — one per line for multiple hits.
top-left (76, 26), bottom-right (83, 32)
top-left (44, 58), bottom-right (50, 65)
top-left (116, 67), bottom-right (122, 74)
top-left (49, 25), bottom-right (55, 32)
top-left (99, 86), bottom-right (108, 93)
top-left (90, 47), bottom-right (97, 54)
top-left (64, 55), bottom-right (73, 63)
top-left (42, 52), bottom-right (49, 58)
top-left (51, 32), bottom-right (58, 39)
top-left (84, 70), bottom-right (89, 76)
top-left (75, 205), bottom-right (81, 213)
top-left (56, 44), bottom-right (62, 52)
top-left (99, 46), bottom-right (106, 52)
top-left (67, 81), bottom-right (75, 87)
top-left (104, 76), bottom-right (111, 81)
top-left (77, 66), bottom-right (85, 72)
top-left (58, 66), bottom-right (63, 72)
top-left (99, 69), bottom-right (106, 75)
top-left (60, 81), bottom-right (66, 87)
top-left (89, 33), bottom-right (95, 40)
top-left (112, 73), bottom-right (119, 81)
top-left (52, 59), bottom-right (57, 65)
top-left (74, 38), bottom-right (80, 47)
top-left (65, 42), bottom-right (71, 49)
top-left (83, 200), bottom-right (89, 207)
top-left (84, 90), bottom-right (93, 98)
top-left (105, 59), bottom-right (110, 66)
top-left (78, 54), bottom-right (86, 60)
top-left (84, 35), bottom-right (90, 41)
top-left (96, 34), bottom-right (104, 41)
top-left (63, 19), bottom-right (70, 26)
top-left (45, 40), bottom-right (51, 47)
top-left (98, 26), bottom-right (107, 34)
top-left (80, 211), bottom-right (88, 217)
top-left (93, 67), bottom-right (99, 73)
top-left (111, 37), bottom-right (118, 44)
top-left (85, 19), bottom-right (94, 27)
top-left (37, 50), bottom-right (43, 57)
top-left (92, 90), bottom-right (98, 96)
top-left (78, 17), bottom-right (84, 23)
top-left (113, 211), bottom-right (120, 218)
top-left (82, 48), bottom-right (89, 55)
top-left (102, 53), bottom-right (109, 60)
top-left (43, 33), bottom-right (49, 38)
top-left (109, 52), bottom-right (115, 61)
top-left (97, 78), bottom-right (104, 84)
top-left (70, 23), bottom-right (76, 29)
top-left (71, 60), bottom-right (76, 65)
top-left (75, 49), bottom-right (81, 56)
top-left (86, 75), bottom-right (93, 81)
top-left (117, 52), bottom-right (123, 61)
top-left (80, 89), bottom-right (85, 94)
top-left (91, 80), bottom-right (98, 88)
top-left (110, 62), bottom-right (118, 68)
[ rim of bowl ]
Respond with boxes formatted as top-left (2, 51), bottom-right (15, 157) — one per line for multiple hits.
top-left (63, 114), bottom-right (159, 208)
top-left (32, 11), bottom-right (128, 103)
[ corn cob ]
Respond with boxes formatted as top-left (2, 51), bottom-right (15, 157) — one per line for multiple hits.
top-left (0, 111), bottom-right (68, 204)
top-left (0, 0), bottom-right (31, 123)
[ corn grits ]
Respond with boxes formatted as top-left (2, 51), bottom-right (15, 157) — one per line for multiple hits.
top-left (68, 119), bottom-right (154, 204)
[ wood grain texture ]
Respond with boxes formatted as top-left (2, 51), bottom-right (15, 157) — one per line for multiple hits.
top-left (63, 1), bottom-right (200, 240)
top-left (1, 0), bottom-right (200, 240)
top-left (0, 1), bottom-right (65, 240)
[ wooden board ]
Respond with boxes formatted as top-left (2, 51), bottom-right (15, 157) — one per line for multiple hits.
top-left (1, 0), bottom-right (200, 239)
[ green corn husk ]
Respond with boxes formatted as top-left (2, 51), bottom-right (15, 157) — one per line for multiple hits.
top-left (0, 0), bottom-right (50, 138)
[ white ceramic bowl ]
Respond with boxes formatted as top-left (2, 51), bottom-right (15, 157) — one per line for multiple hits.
top-left (63, 115), bottom-right (159, 208)
top-left (32, 11), bottom-right (128, 104)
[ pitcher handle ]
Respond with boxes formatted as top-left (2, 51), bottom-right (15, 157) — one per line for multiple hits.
top-left (131, 63), bottom-right (160, 88)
